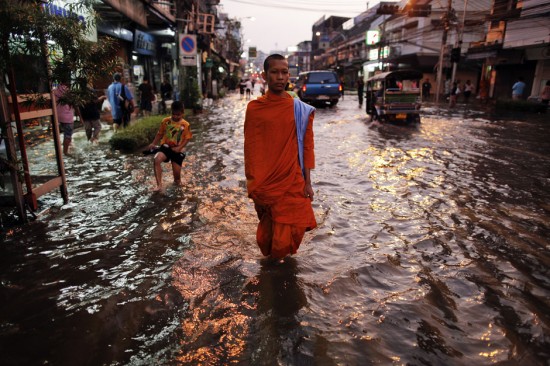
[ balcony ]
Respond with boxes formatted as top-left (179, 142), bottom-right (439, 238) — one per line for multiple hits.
top-left (149, 0), bottom-right (176, 21)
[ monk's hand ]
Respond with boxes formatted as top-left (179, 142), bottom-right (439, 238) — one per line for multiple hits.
top-left (304, 183), bottom-right (314, 201)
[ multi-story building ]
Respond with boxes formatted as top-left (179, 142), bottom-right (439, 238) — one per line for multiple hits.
top-left (286, 41), bottom-right (312, 78)
top-left (309, 0), bottom-right (549, 101)
top-left (311, 15), bottom-right (350, 71)
top-left (468, 0), bottom-right (550, 100)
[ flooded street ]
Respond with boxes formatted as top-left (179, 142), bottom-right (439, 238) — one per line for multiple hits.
top-left (1, 93), bottom-right (549, 365)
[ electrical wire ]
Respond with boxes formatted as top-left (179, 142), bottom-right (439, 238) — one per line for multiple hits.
top-left (222, 0), bottom-right (366, 15)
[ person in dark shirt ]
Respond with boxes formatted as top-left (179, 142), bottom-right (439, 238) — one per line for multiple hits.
top-left (138, 76), bottom-right (155, 117)
top-left (78, 85), bottom-right (106, 144)
top-left (159, 77), bottom-right (173, 115)
top-left (422, 79), bottom-right (432, 101)
top-left (356, 78), bottom-right (364, 107)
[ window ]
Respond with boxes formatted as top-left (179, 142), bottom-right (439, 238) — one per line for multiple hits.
top-left (308, 72), bottom-right (338, 83)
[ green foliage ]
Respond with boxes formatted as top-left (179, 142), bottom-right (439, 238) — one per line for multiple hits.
top-left (181, 70), bottom-right (202, 110)
top-left (109, 116), bottom-right (164, 152)
top-left (109, 111), bottom-right (193, 152)
top-left (211, 54), bottom-right (226, 82)
top-left (222, 18), bottom-right (243, 64)
top-left (495, 99), bottom-right (548, 113)
top-left (0, 0), bottom-right (117, 118)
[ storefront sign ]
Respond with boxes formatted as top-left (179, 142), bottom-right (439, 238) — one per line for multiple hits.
top-left (368, 49), bottom-right (379, 61)
top-left (134, 29), bottom-right (156, 56)
top-left (366, 30), bottom-right (379, 45)
top-left (42, 0), bottom-right (97, 42)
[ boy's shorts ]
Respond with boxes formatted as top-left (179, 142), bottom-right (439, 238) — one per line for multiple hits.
top-left (158, 144), bottom-right (186, 166)
top-left (140, 100), bottom-right (152, 112)
top-left (60, 122), bottom-right (74, 139)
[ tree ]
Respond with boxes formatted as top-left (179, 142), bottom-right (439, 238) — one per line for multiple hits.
top-left (0, 0), bottom-right (117, 112)
top-left (225, 18), bottom-right (244, 64)
top-left (180, 68), bottom-right (202, 112)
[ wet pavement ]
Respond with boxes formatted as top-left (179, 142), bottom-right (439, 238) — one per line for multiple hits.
top-left (1, 93), bottom-right (549, 365)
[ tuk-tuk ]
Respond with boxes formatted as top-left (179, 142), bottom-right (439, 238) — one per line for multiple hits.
top-left (365, 70), bottom-right (423, 124)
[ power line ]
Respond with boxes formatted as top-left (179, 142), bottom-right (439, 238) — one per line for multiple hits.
top-left (222, 0), bottom-right (366, 15)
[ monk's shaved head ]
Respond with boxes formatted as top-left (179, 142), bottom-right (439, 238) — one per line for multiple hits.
top-left (264, 54), bottom-right (286, 72)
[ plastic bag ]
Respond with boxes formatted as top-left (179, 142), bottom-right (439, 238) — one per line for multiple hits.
top-left (101, 99), bottom-right (111, 112)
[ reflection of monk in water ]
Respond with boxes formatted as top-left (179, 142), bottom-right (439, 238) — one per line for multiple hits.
top-left (257, 257), bottom-right (307, 316)
top-left (244, 257), bottom-right (307, 362)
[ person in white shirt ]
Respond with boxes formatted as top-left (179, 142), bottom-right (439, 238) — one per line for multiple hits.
top-left (463, 80), bottom-right (474, 103)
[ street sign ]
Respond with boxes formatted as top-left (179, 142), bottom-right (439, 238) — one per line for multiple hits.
top-left (179, 34), bottom-right (197, 56)
top-left (181, 55), bottom-right (195, 67)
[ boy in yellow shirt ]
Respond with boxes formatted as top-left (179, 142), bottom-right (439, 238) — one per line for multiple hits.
top-left (146, 101), bottom-right (192, 190)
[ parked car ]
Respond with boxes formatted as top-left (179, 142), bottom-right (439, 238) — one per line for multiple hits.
top-left (295, 71), bottom-right (341, 107)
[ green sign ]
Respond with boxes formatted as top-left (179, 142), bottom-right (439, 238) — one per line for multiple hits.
top-left (205, 58), bottom-right (213, 68)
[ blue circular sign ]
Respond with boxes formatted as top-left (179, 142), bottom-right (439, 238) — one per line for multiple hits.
top-left (181, 36), bottom-right (195, 54)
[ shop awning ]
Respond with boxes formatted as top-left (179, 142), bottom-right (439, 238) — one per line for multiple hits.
top-left (386, 54), bottom-right (439, 69)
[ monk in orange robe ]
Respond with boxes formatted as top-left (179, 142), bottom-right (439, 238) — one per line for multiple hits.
top-left (244, 54), bottom-right (317, 260)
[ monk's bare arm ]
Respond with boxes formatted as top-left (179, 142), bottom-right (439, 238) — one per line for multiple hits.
top-left (304, 168), bottom-right (314, 200)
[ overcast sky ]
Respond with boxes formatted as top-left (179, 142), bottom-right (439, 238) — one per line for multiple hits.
top-left (219, 0), bottom-right (380, 54)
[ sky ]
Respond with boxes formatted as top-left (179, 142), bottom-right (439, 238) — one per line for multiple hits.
top-left (219, 0), bottom-right (380, 54)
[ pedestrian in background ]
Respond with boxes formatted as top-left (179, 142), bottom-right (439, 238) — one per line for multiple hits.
top-left (78, 81), bottom-right (106, 144)
top-left (54, 82), bottom-right (75, 155)
top-left (512, 77), bottom-right (526, 100)
top-left (357, 77), bottom-right (364, 108)
top-left (239, 79), bottom-right (246, 99)
top-left (463, 80), bottom-right (474, 103)
top-left (159, 77), bottom-right (173, 115)
top-left (422, 78), bottom-right (432, 101)
top-left (245, 79), bottom-right (253, 100)
top-left (541, 80), bottom-right (550, 106)
top-left (479, 77), bottom-right (489, 103)
top-left (449, 81), bottom-right (460, 108)
top-left (244, 53), bottom-right (317, 262)
top-left (138, 76), bottom-right (155, 117)
top-left (107, 73), bottom-right (134, 132)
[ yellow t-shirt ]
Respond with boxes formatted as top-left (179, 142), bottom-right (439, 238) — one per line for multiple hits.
top-left (159, 117), bottom-right (192, 147)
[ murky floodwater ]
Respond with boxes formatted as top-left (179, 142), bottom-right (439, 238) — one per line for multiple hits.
top-left (1, 93), bottom-right (549, 365)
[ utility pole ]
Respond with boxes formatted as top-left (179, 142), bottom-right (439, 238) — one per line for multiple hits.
top-left (451, 0), bottom-right (468, 87)
top-left (435, 0), bottom-right (453, 104)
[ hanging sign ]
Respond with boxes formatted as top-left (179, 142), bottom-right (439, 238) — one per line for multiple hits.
top-left (181, 55), bottom-right (196, 67)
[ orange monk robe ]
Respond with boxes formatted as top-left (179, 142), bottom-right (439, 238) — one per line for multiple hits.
top-left (244, 91), bottom-right (317, 258)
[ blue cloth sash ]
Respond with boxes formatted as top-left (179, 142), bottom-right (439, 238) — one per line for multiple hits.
top-left (293, 98), bottom-right (315, 177)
